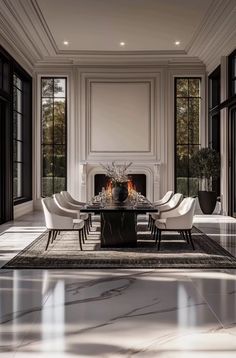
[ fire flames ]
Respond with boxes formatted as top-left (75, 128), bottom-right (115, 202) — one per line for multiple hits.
top-left (105, 179), bottom-right (136, 196)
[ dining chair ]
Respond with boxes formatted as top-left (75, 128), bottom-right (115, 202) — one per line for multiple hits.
top-left (150, 193), bottom-right (183, 235)
top-left (53, 193), bottom-right (90, 239)
top-left (61, 191), bottom-right (92, 228)
top-left (148, 190), bottom-right (174, 229)
top-left (154, 197), bottom-right (196, 251)
top-left (41, 197), bottom-right (84, 251)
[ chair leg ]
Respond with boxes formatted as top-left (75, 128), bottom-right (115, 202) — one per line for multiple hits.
top-left (86, 219), bottom-right (89, 234)
top-left (148, 214), bottom-right (151, 229)
top-left (157, 230), bottom-right (162, 251)
top-left (89, 213), bottom-right (92, 228)
top-left (151, 219), bottom-right (154, 234)
top-left (188, 230), bottom-right (195, 250)
top-left (45, 230), bottom-right (52, 251)
top-left (83, 225), bottom-right (87, 240)
top-left (184, 230), bottom-right (190, 244)
top-left (81, 228), bottom-right (85, 244)
top-left (78, 230), bottom-right (83, 251)
top-left (155, 228), bottom-right (158, 244)
top-left (52, 230), bottom-right (58, 242)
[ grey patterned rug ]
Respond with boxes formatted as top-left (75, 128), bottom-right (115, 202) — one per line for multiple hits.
top-left (4, 219), bottom-right (236, 269)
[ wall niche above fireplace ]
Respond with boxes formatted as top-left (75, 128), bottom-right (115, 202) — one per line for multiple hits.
top-left (94, 174), bottom-right (146, 196)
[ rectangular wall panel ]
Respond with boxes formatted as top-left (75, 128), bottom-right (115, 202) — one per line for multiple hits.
top-left (90, 82), bottom-right (151, 152)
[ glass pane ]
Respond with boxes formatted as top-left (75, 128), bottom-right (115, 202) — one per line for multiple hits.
top-left (189, 98), bottom-right (200, 144)
top-left (176, 98), bottom-right (188, 144)
top-left (13, 140), bottom-right (17, 162)
top-left (176, 177), bottom-right (188, 197)
top-left (233, 80), bottom-right (236, 96)
top-left (54, 79), bottom-right (66, 97)
top-left (54, 99), bottom-right (66, 144)
top-left (189, 79), bottom-right (200, 97)
top-left (42, 145), bottom-right (53, 177)
top-left (17, 141), bottom-right (22, 162)
top-left (233, 56), bottom-right (236, 77)
top-left (13, 88), bottom-right (22, 113)
top-left (13, 74), bottom-right (22, 90)
top-left (13, 113), bottom-right (23, 141)
top-left (54, 145), bottom-right (66, 177)
top-left (3, 62), bottom-right (10, 93)
top-left (189, 145), bottom-right (200, 177)
top-left (42, 177), bottom-right (53, 197)
top-left (176, 145), bottom-right (188, 178)
top-left (54, 177), bottom-right (66, 193)
top-left (176, 79), bottom-right (188, 97)
top-left (42, 78), bottom-right (53, 97)
top-left (13, 162), bottom-right (22, 198)
top-left (189, 178), bottom-right (199, 197)
top-left (0, 58), bottom-right (2, 89)
top-left (42, 99), bottom-right (53, 144)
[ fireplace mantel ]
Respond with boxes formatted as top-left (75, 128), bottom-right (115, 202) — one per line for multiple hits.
top-left (79, 162), bottom-right (161, 202)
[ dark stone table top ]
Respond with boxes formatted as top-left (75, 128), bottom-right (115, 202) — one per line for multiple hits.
top-left (81, 199), bottom-right (158, 213)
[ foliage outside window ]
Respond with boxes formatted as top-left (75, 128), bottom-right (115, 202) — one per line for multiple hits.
top-left (13, 74), bottom-right (23, 199)
top-left (175, 78), bottom-right (201, 196)
top-left (41, 78), bottom-right (67, 197)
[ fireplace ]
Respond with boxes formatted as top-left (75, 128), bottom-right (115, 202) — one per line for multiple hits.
top-left (78, 162), bottom-right (161, 202)
top-left (94, 174), bottom-right (147, 196)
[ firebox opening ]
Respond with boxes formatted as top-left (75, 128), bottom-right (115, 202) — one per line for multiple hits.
top-left (94, 174), bottom-right (146, 196)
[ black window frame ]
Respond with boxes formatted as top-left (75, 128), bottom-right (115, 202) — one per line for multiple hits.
top-left (208, 66), bottom-right (221, 195)
top-left (0, 45), bottom-right (32, 220)
top-left (40, 77), bottom-right (67, 197)
top-left (174, 77), bottom-right (201, 197)
top-left (229, 49), bottom-right (236, 98)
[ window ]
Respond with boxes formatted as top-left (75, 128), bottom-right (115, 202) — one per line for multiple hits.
top-left (0, 45), bottom-right (32, 223)
top-left (175, 78), bottom-right (201, 196)
top-left (229, 50), bottom-right (236, 97)
top-left (208, 66), bottom-right (221, 195)
top-left (41, 78), bottom-right (67, 197)
top-left (13, 74), bottom-right (23, 199)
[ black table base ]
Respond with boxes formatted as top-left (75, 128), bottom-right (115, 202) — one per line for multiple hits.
top-left (100, 212), bottom-right (137, 248)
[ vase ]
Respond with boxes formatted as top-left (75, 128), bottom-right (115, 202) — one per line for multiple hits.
top-left (112, 182), bottom-right (128, 203)
top-left (198, 191), bottom-right (217, 214)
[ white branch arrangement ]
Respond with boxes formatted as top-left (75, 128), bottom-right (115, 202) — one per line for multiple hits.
top-left (100, 162), bottom-right (132, 184)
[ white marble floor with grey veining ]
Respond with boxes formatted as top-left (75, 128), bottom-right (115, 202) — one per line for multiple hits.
top-left (0, 269), bottom-right (236, 357)
top-left (0, 212), bottom-right (236, 356)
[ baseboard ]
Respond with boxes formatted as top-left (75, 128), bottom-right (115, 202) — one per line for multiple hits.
top-left (14, 200), bottom-right (34, 219)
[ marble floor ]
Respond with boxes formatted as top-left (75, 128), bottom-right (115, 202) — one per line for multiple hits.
top-left (0, 212), bottom-right (236, 357)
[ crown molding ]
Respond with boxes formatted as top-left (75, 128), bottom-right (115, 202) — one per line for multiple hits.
top-left (186, 0), bottom-right (236, 71)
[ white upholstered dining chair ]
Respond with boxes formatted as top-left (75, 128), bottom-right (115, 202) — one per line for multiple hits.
top-left (61, 191), bottom-right (92, 228)
top-left (41, 197), bottom-right (84, 251)
top-left (154, 197), bottom-right (196, 251)
top-left (148, 190), bottom-right (174, 229)
top-left (150, 193), bottom-right (183, 235)
top-left (53, 193), bottom-right (90, 238)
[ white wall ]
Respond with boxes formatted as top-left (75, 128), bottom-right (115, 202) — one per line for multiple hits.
top-left (33, 62), bottom-right (206, 207)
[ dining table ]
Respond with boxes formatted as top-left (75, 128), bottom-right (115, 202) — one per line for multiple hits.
top-left (80, 199), bottom-right (158, 248)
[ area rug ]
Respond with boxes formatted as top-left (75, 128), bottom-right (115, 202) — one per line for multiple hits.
top-left (3, 220), bottom-right (236, 269)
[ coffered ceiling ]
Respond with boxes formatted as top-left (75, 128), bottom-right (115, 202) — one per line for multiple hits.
top-left (37, 0), bottom-right (212, 52)
top-left (0, 0), bottom-right (236, 72)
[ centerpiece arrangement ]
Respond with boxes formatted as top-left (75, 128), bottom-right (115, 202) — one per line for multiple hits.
top-left (100, 161), bottom-right (132, 203)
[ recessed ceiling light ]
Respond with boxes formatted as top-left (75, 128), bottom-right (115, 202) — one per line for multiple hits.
top-left (120, 42), bottom-right (125, 47)
top-left (63, 41), bottom-right (69, 45)
top-left (175, 41), bottom-right (180, 46)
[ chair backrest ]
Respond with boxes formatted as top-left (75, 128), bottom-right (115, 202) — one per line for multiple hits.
top-left (159, 193), bottom-right (183, 212)
top-left (61, 191), bottom-right (73, 202)
top-left (154, 190), bottom-right (173, 206)
top-left (61, 191), bottom-right (85, 206)
top-left (42, 197), bottom-right (74, 230)
top-left (41, 197), bottom-right (64, 229)
top-left (178, 197), bottom-right (196, 227)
